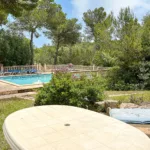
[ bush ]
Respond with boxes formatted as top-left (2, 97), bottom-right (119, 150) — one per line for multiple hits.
top-left (129, 95), bottom-right (144, 105)
top-left (35, 72), bottom-right (105, 109)
top-left (106, 66), bottom-right (143, 91)
top-left (138, 61), bottom-right (150, 89)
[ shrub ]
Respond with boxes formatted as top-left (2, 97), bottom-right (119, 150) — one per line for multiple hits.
top-left (138, 61), bottom-right (150, 89)
top-left (106, 66), bottom-right (142, 91)
top-left (129, 95), bottom-right (144, 105)
top-left (35, 72), bottom-right (105, 109)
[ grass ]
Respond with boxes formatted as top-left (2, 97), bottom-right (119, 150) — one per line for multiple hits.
top-left (0, 98), bottom-right (33, 150)
top-left (106, 91), bottom-right (150, 103)
top-left (105, 90), bottom-right (148, 96)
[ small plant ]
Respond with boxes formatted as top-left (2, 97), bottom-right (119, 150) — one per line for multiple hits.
top-left (35, 72), bottom-right (105, 109)
top-left (129, 95), bottom-right (144, 105)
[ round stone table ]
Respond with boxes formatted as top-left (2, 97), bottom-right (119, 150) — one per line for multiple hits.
top-left (3, 106), bottom-right (150, 150)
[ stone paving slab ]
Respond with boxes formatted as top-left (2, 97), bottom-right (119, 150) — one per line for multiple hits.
top-left (0, 81), bottom-right (18, 92)
top-left (3, 106), bottom-right (150, 150)
top-left (0, 81), bottom-right (43, 95)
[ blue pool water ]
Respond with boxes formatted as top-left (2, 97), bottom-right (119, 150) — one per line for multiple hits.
top-left (0, 74), bottom-right (52, 85)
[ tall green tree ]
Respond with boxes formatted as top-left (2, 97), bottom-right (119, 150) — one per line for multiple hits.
top-left (45, 7), bottom-right (81, 65)
top-left (142, 14), bottom-right (150, 61)
top-left (83, 7), bottom-right (114, 65)
top-left (114, 7), bottom-right (142, 67)
top-left (107, 7), bottom-right (144, 90)
top-left (83, 7), bottom-right (113, 41)
top-left (10, 0), bottom-right (54, 64)
top-left (93, 13), bottom-right (115, 66)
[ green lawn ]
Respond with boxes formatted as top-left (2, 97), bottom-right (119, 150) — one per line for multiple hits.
top-left (106, 91), bottom-right (150, 103)
top-left (0, 98), bottom-right (33, 150)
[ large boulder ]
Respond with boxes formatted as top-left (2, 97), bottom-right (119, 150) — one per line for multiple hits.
top-left (105, 100), bottom-right (118, 110)
top-left (120, 103), bottom-right (139, 108)
top-left (95, 101), bottom-right (105, 107)
top-left (139, 102), bottom-right (150, 109)
top-left (96, 100), bottom-right (118, 112)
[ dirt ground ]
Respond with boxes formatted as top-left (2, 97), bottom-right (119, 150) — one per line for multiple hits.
top-left (131, 124), bottom-right (150, 138)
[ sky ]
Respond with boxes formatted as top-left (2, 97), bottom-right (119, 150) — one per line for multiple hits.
top-left (33, 0), bottom-right (150, 48)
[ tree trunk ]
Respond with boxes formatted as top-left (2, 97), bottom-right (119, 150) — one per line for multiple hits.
top-left (30, 31), bottom-right (34, 65)
top-left (54, 41), bottom-right (59, 65)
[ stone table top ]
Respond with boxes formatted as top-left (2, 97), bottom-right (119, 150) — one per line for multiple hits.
top-left (3, 105), bottom-right (150, 150)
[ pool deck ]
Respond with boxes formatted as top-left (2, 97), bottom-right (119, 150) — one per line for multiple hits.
top-left (0, 80), bottom-right (43, 95)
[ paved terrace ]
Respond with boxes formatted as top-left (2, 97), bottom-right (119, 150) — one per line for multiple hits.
top-left (0, 81), bottom-right (43, 95)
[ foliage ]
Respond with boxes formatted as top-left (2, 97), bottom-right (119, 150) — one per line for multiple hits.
top-left (83, 7), bottom-right (108, 40)
top-left (0, 0), bottom-right (38, 17)
top-left (114, 7), bottom-right (142, 67)
top-left (106, 67), bottom-right (140, 91)
top-left (129, 95), bottom-right (144, 105)
top-left (34, 42), bottom-right (96, 65)
top-left (35, 45), bottom-right (55, 65)
top-left (138, 61), bottom-right (150, 89)
top-left (83, 7), bottom-right (116, 66)
top-left (107, 91), bottom-right (150, 103)
top-left (93, 49), bottom-right (119, 67)
top-left (44, 6), bottom-right (81, 64)
top-left (9, 0), bottom-right (54, 65)
top-left (35, 73), bottom-right (105, 109)
top-left (142, 14), bottom-right (150, 61)
top-left (107, 62), bottom-right (150, 91)
top-left (0, 10), bottom-right (7, 25)
top-left (106, 7), bottom-right (150, 90)
top-left (0, 98), bottom-right (33, 150)
top-left (0, 29), bottom-right (31, 66)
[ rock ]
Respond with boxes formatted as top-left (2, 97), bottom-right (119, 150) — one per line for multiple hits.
top-left (120, 103), bottom-right (139, 109)
top-left (139, 105), bottom-right (150, 109)
top-left (105, 100), bottom-right (118, 110)
top-left (106, 107), bottom-right (111, 116)
top-left (95, 101), bottom-right (105, 107)
top-left (96, 100), bottom-right (118, 112)
top-left (139, 103), bottom-right (150, 109)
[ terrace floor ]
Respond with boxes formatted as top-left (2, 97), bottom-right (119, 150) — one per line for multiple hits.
top-left (0, 81), bottom-right (17, 91)
top-left (0, 80), bottom-right (43, 95)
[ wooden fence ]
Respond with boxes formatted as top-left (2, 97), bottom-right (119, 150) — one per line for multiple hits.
top-left (1, 64), bottom-right (111, 75)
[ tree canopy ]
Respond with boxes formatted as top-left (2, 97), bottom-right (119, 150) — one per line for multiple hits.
top-left (0, 29), bottom-right (31, 66)
top-left (9, 0), bottom-right (55, 64)
top-left (44, 5), bottom-right (81, 64)
top-left (0, 0), bottom-right (39, 17)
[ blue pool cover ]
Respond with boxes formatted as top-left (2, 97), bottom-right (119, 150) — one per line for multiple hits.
top-left (110, 108), bottom-right (150, 124)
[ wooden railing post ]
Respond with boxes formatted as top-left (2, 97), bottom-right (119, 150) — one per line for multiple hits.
top-left (0, 64), bottom-right (3, 72)
top-left (44, 64), bottom-right (47, 72)
top-left (36, 64), bottom-right (38, 71)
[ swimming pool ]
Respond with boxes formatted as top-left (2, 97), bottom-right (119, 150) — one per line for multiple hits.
top-left (0, 74), bottom-right (52, 85)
